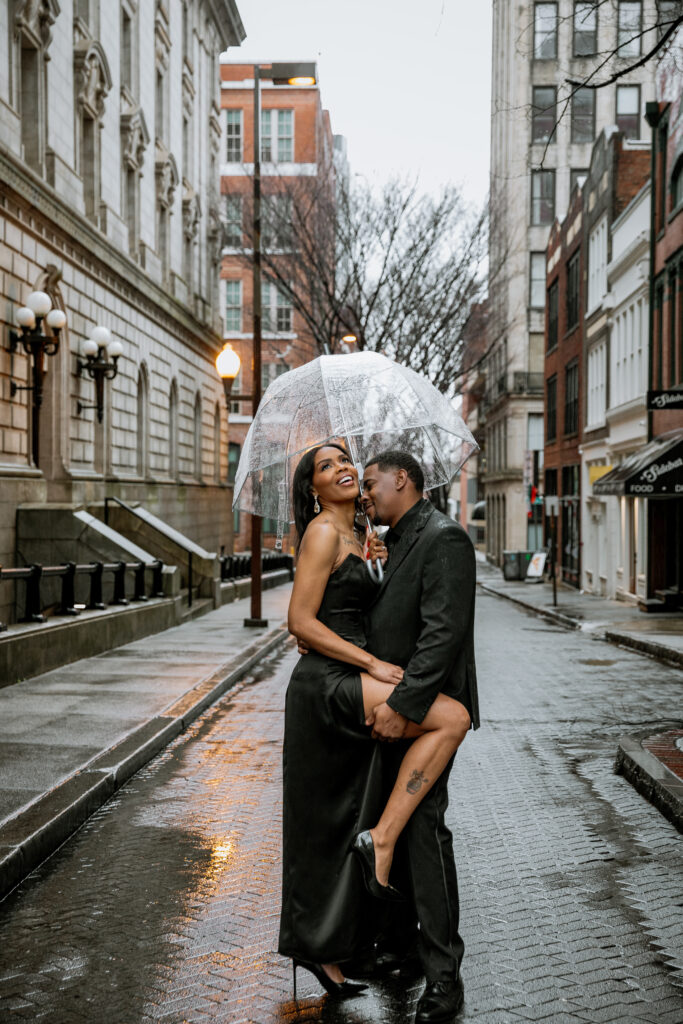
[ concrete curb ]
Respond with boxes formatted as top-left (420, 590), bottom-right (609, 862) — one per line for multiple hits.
top-left (479, 582), bottom-right (683, 669)
top-left (478, 582), bottom-right (580, 632)
top-left (0, 622), bottom-right (291, 903)
top-left (604, 630), bottom-right (683, 670)
top-left (615, 736), bottom-right (683, 833)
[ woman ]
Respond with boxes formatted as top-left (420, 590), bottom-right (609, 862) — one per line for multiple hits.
top-left (278, 443), bottom-right (470, 1000)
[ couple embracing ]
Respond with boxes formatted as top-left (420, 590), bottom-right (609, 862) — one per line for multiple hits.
top-left (278, 445), bottom-right (479, 1024)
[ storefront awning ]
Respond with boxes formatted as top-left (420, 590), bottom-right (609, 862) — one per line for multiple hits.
top-left (593, 430), bottom-right (683, 496)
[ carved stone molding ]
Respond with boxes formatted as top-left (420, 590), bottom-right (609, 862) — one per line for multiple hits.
top-left (182, 181), bottom-right (201, 241)
top-left (74, 38), bottom-right (112, 120)
top-left (14, 0), bottom-right (60, 51)
top-left (155, 1), bottom-right (171, 71)
top-left (182, 70), bottom-right (195, 118)
top-left (209, 111), bottom-right (221, 158)
top-left (207, 198), bottom-right (222, 265)
top-left (121, 104), bottom-right (150, 172)
top-left (155, 141), bottom-right (178, 210)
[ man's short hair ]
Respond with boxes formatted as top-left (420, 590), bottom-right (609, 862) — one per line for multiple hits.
top-left (364, 449), bottom-right (425, 492)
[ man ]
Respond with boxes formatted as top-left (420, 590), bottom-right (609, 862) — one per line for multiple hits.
top-left (361, 449), bottom-right (479, 1024)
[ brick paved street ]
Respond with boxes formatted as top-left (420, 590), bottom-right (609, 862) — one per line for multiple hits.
top-left (0, 590), bottom-right (681, 1024)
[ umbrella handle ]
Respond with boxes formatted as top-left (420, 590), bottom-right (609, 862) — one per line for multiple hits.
top-left (367, 557), bottom-right (384, 583)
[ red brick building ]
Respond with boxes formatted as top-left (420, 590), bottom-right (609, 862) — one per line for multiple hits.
top-left (639, 87), bottom-right (683, 606)
top-left (219, 61), bottom-right (337, 551)
top-left (544, 183), bottom-right (584, 586)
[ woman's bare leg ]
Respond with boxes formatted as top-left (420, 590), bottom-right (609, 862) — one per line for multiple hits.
top-left (359, 674), bottom-right (471, 886)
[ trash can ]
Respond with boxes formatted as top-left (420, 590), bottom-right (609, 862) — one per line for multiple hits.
top-left (503, 550), bottom-right (523, 580)
top-left (503, 551), bottom-right (535, 580)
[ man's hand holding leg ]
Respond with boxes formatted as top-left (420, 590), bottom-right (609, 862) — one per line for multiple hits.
top-left (367, 702), bottom-right (408, 741)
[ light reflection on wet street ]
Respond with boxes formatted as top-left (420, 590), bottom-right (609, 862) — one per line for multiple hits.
top-left (1, 593), bottom-right (682, 1023)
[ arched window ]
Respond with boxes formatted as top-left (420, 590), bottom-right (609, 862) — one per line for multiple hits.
top-left (213, 401), bottom-right (221, 482)
top-left (169, 379), bottom-right (178, 478)
top-left (194, 391), bottom-right (202, 480)
top-left (136, 364), bottom-right (149, 477)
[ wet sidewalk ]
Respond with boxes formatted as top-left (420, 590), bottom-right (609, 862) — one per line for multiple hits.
top-left (0, 585), bottom-right (292, 901)
top-left (476, 556), bottom-right (683, 669)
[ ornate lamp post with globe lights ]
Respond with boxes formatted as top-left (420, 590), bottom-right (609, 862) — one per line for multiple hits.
top-left (8, 290), bottom-right (67, 466)
top-left (76, 326), bottom-right (123, 422)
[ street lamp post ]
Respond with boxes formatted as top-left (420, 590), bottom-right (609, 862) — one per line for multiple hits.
top-left (217, 61), bottom-right (316, 629)
top-left (8, 290), bottom-right (67, 466)
top-left (76, 326), bottom-right (123, 422)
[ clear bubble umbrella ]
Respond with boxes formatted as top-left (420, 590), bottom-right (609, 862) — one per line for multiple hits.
top-left (232, 351), bottom-right (478, 552)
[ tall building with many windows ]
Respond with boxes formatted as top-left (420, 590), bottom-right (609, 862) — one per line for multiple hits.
top-left (487, 0), bottom-right (659, 563)
top-left (219, 60), bottom-right (338, 551)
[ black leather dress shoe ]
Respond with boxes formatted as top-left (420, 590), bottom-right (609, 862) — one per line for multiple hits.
top-left (375, 949), bottom-right (423, 977)
top-left (414, 978), bottom-right (464, 1023)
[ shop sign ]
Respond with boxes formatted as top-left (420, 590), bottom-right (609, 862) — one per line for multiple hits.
top-left (647, 390), bottom-right (683, 410)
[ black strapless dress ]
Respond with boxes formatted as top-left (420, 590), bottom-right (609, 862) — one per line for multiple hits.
top-left (278, 555), bottom-right (384, 964)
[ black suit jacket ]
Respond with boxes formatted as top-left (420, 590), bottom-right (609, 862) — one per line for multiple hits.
top-left (365, 500), bottom-right (479, 729)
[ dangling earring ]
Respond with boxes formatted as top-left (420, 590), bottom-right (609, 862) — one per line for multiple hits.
top-left (313, 495), bottom-right (321, 514)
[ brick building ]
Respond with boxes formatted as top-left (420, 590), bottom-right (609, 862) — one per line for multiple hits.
top-left (0, 1), bottom-right (245, 626)
top-left (219, 60), bottom-right (338, 552)
top-left (544, 181), bottom-right (584, 586)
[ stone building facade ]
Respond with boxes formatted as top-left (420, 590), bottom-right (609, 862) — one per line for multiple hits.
top-left (487, 0), bottom-right (658, 565)
top-left (0, 1), bottom-right (245, 624)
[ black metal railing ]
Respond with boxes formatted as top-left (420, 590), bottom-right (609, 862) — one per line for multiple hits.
top-left (219, 552), bottom-right (294, 583)
top-left (0, 559), bottom-right (164, 633)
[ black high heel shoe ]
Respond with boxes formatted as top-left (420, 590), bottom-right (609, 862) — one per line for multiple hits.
top-left (292, 959), bottom-right (367, 1001)
top-left (352, 830), bottom-right (406, 902)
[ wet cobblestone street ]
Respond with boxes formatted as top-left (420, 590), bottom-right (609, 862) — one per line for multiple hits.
top-left (0, 590), bottom-right (681, 1023)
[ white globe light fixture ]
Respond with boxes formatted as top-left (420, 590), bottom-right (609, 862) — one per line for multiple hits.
top-left (26, 291), bottom-right (52, 317)
top-left (46, 309), bottom-right (67, 331)
top-left (82, 338), bottom-right (99, 358)
top-left (16, 307), bottom-right (36, 329)
top-left (77, 327), bottom-right (123, 423)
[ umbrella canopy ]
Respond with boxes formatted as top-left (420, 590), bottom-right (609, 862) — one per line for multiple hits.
top-left (232, 351), bottom-right (478, 543)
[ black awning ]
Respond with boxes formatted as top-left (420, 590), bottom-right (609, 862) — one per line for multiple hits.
top-left (593, 430), bottom-right (683, 496)
top-left (471, 500), bottom-right (486, 521)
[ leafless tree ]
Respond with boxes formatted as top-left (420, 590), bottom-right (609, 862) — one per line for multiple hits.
top-left (224, 173), bottom-right (491, 397)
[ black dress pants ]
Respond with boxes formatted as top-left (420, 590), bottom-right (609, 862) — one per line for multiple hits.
top-left (377, 750), bottom-right (464, 982)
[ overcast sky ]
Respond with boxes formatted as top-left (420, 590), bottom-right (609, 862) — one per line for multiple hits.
top-left (228, 0), bottom-right (493, 209)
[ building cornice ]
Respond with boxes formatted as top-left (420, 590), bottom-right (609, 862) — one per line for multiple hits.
top-left (0, 146), bottom-right (221, 359)
top-left (209, 0), bottom-right (246, 49)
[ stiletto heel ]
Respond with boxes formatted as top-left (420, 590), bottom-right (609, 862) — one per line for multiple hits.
top-left (293, 962), bottom-right (298, 1002)
top-left (292, 958), bottom-right (367, 999)
top-left (352, 831), bottom-right (406, 901)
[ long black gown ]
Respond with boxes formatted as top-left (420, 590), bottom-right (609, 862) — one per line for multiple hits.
top-left (278, 554), bottom-right (384, 965)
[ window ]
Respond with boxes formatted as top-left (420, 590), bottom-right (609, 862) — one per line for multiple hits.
top-left (586, 340), bottom-right (607, 427)
top-left (121, 8), bottom-right (132, 91)
top-left (224, 195), bottom-right (242, 247)
top-left (657, 1), bottom-right (681, 40)
top-left (534, 3), bottom-right (558, 58)
top-left (262, 282), bottom-right (293, 332)
top-left (262, 194), bottom-right (292, 249)
top-left (567, 252), bottom-right (580, 330)
top-left (571, 88), bottom-right (595, 143)
top-left (570, 168), bottom-right (588, 193)
top-left (547, 280), bottom-right (559, 349)
top-left (588, 215), bottom-right (608, 310)
top-left (532, 87), bottom-right (556, 144)
top-left (673, 158), bottom-right (683, 209)
top-left (226, 109), bottom-right (242, 161)
top-left (155, 70), bottom-right (164, 141)
top-left (194, 392), bottom-right (202, 480)
top-left (573, 2), bottom-right (598, 55)
top-left (530, 252), bottom-right (546, 308)
top-left (531, 170), bottom-right (555, 224)
top-left (564, 360), bottom-right (579, 435)
top-left (617, 2), bottom-right (642, 56)
top-left (228, 442), bottom-right (240, 483)
top-left (225, 280), bottom-right (242, 332)
top-left (616, 85), bottom-right (640, 138)
top-left (261, 361), bottom-right (289, 391)
top-left (669, 269), bottom-right (677, 387)
top-left (546, 375), bottom-right (557, 441)
top-left (261, 109), bottom-right (294, 162)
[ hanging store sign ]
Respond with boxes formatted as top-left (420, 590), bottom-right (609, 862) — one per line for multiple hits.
top-left (647, 390), bottom-right (683, 410)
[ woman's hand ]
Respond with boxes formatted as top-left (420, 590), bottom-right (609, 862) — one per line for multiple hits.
top-left (367, 531), bottom-right (388, 566)
top-left (368, 656), bottom-right (403, 685)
